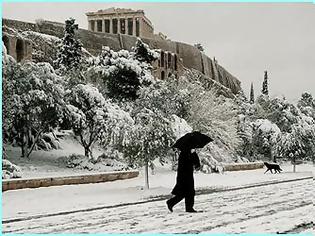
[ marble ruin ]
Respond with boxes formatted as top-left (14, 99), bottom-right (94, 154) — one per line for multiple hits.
top-left (2, 8), bottom-right (242, 95)
top-left (86, 8), bottom-right (154, 39)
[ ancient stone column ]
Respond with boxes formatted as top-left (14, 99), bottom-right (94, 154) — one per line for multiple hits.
top-left (102, 19), bottom-right (105, 33)
top-left (124, 18), bottom-right (127, 35)
top-left (117, 17), bottom-right (120, 34)
top-left (94, 20), bottom-right (97, 32)
top-left (88, 20), bottom-right (91, 31)
top-left (132, 17), bottom-right (136, 36)
top-left (110, 17), bottom-right (113, 34)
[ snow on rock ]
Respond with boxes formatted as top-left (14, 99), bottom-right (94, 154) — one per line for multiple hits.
top-left (2, 159), bottom-right (22, 179)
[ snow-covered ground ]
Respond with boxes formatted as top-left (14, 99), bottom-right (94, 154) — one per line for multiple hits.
top-left (3, 140), bottom-right (314, 232)
top-left (4, 139), bottom-right (119, 178)
top-left (3, 178), bottom-right (313, 234)
top-left (2, 157), bottom-right (313, 221)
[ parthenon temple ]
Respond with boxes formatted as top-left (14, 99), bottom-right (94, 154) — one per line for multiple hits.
top-left (86, 7), bottom-right (154, 39)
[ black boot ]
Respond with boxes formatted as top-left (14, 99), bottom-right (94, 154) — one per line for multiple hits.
top-left (185, 194), bottom-right (197, 212)
top-left (166, 199), bottom-right (173, 212)
top-left (186, 208), bottom-right (198, 213)
top-left (167, 195), bottom-right (184, 212)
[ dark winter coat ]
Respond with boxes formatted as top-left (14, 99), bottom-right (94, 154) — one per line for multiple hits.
top-left (171, 150), bottom-right (200, 196)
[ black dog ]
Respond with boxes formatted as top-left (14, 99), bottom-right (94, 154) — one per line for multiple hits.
top-left (264, 162), bottom-right (282, 174)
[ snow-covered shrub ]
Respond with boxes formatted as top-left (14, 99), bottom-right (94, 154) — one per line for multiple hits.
top-left (3, 61), bottom-right (66, 158)
top-left (64, 153), bottom-right (128, 171)
top-left (2, 159), bottom-right (22, 179)
top-left (37, 132), bottom-right (61, 150)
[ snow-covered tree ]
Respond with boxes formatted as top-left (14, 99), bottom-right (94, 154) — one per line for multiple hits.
top-left (261, 70), bottom-right (269, 96)
top-left (88, 44), bottom-right (157, 100)
top-left (132, 38), bottom-right (159, 64)
top-left (55, 18), bottom-right (83, 71)
top-left (266, 97), bottom-right (300, 132)
top-left (187, 84), bottom-right (240, 153)
top-left (136, 78), bottom-right (190, 119)
top-left (121, 108), bottom-right (174, 188)
top-left (2, 48), bottom-right (17, 143)
top-left (298, 92), bottom-right (315, 119)
top-left (66, 83), bottom-right (134, 159)
top-left (4, 62), bottom-right (65, 158)
top-left (233, 91), bottom-right (256, 159)
top-left (276, 118), bottom-right (315, 170)
top-left (252, 119), bottom-right (280, 161)
top-left (254, 94), bottom-right (270, 119)
top-left (66, 84), bottom-right (108, 159)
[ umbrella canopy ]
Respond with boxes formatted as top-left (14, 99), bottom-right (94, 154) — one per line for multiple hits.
top-left (172, 131), bottom-right (213, 150)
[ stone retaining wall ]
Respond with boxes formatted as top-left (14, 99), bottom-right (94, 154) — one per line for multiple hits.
top-left (3, 18), bottom-right (241, 94)
top-left (2, 170), bottom-right (139, 192)
top-left (223, 162), bottom-right (264, 171)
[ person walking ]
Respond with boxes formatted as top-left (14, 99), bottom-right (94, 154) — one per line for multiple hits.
top-left (166, 148), bottom-right (201, 213)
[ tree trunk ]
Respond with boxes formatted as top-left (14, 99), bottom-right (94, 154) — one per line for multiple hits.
top-left (144, 161), bottom-right (149, 189)
top-left (84, 146), bottom-right (91, 159)
top-left (293, 156), bottom-right (296, 173)
top-left (270, 146), bottom-right (274, 162)
top-left (21, 128), bottom-right (28, 158)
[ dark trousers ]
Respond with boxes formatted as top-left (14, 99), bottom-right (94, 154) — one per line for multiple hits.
top-left (168, 194), bottom-right (195, 211)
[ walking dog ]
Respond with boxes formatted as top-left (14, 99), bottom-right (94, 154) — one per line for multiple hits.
top-left (264, 162), bottom-right (282, 174)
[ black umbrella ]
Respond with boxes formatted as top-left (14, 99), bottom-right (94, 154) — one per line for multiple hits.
top-left (172, 131), bottom-right (213, 150)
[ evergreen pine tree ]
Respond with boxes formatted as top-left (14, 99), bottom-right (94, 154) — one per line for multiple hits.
top-left (250, 82), bottom-right (255, 104)
top-left (262, 71), bottom-right (269, 96)
top-left (55, 18), bottom-right (83, 71)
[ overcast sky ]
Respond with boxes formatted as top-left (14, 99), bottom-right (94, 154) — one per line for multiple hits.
top-left (3, 2), bottom-right (315, 102)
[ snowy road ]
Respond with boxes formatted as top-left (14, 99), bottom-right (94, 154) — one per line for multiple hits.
top-left (3, 177), bottom-right (313, 234)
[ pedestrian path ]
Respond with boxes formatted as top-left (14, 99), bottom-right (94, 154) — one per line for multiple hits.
top-left (3, 177), bottom-right (312, 234)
